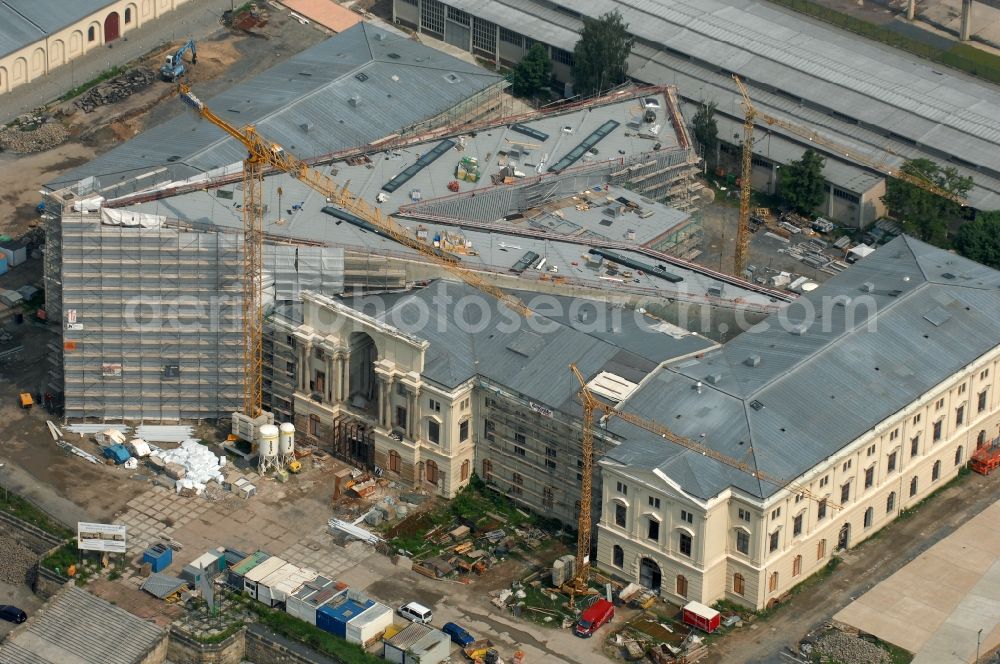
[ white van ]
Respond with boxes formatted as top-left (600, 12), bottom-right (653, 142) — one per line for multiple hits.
top-left (398, 601), bottom-right (433, 624)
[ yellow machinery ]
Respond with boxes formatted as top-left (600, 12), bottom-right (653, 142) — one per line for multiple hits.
top-left (287, 459), bottom-right (302, 474)
top-left (731, 74), bottom-right (966, 279)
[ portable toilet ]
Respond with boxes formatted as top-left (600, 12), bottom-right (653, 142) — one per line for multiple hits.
top-left (143, 543), bottom-right (173, 573)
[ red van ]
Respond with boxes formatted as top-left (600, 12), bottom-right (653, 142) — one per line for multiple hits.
top-left (574, 599), bottom-right (614, 638)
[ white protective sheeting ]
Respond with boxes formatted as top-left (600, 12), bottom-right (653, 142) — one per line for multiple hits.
top-left (100, 208), bottom-right (164, 228)
top-left (153, 439), bottom-right (225, 494)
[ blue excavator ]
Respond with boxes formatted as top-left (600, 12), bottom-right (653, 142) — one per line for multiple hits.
top-left (160, 40), bottom-right (197, 82)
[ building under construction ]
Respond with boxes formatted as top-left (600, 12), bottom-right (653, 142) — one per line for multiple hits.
top-left (41, 22), bottom-right (774, 422)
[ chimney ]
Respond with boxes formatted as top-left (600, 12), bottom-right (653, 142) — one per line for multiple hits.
top-left (745, 355), bottom-right (761, 368)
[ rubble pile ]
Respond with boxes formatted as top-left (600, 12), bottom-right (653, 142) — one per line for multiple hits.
top-left (0, 537), bottom-right (41, 584)
top-left (74, 66), bottom-right (156, 113)
top-left (808, 630), bottom-right (892, 664)
top-left (0, 114), bottom-right (68, 153)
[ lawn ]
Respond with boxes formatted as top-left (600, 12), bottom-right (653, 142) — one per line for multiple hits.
top-left (0, 490), bottom-right (73, 539)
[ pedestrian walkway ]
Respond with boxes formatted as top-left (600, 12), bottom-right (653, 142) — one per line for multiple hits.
top-left (0, 0), bottom-right (228, 124)
top-left (834, 499), bottom-right (1000, 664)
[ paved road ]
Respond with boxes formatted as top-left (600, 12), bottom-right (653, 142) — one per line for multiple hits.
top-left (0, 0), bottom-right (232, 124)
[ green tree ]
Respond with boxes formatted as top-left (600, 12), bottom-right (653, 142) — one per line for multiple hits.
top-left (507, 43), bottom-right (552, 98)
top-left (954, 212), bottom-right (1000, 269)
top-left (571, 10), bottom-right (635, 97)
top-left (881, 158), bottom-right (973, 247)
top-left (692, 101), bottom-right (719, 170)
top-left (779, 148), bottom-right (827, 216)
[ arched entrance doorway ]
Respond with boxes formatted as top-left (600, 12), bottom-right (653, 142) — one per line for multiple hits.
top-left (104, 12), bottom-right (120, 42)
top-left (837, 522), bottom-right (851, 551)
top-left (639, 557), bottom-right (662, 594)
top-left (347, 331), bottom-right (378, 416)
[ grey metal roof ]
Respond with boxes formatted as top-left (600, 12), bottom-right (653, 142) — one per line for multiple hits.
top-left (344, 280), bottom-right (715, 413)
top-left (606, 234), bottom-right (1000, 501)
top-left (0, 0), bottom-right (111, 58)
top-left (141, 572), bottom-right (189, 598)
top-left (449, 0), bottom-right (1000, 210)
top-left (48, 22), bottom-right (503, 192)
top-left (0, 586), bottom-right (164, 664)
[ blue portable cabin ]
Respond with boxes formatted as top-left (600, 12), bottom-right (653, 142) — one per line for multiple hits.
top-left (142, 543), bottom-right (173, 573)
top-left (316, 594), bottom-right (375, 639)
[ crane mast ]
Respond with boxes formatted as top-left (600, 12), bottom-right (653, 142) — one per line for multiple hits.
top-left (733, 75), bottom-right (755, 279)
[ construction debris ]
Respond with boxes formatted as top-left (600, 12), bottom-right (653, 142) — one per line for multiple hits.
top-left (0, 114), bottom-right (68, 153)
top-left (73, 67), bottom-right (156, 113)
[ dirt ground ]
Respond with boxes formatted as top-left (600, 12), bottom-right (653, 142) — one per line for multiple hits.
top-left (0, 7), bottom-right (327, 239)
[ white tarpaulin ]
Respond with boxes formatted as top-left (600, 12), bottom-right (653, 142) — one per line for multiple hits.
top-left (101, 208), bottom-right (164, 228)
top-left (72, 196), bottom-right (105, 212)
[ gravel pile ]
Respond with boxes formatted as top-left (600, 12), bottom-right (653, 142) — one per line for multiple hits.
top-left (0, 116), bottom-right (68, 153)
top-left (810, 630), bottom-right (892, 664)
top-left (74, 66), bottom-right (156, 113)
top-left (0, 537), bottom-right (41, 585)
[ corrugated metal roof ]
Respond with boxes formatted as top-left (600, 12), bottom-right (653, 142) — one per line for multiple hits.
top-left (48, 22), bottom-right (503, 193)
top-left (386, 622), bottom-right (433, 650)
top-left (140, 573), bottom-right (188, 599)
top-left (0, 0), bottom-right (111, 58)
top-left (456, 0), bottom-right (1000, 210)
top-left (607, 235), bottom-right (1000, 500)
top-left (244, 556), bottom-right (287, 582)
top-left (232, 550), bottom-right (271, 575)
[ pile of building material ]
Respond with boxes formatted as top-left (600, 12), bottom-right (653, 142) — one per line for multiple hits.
top-left (804, 630), bottom-right (892, 664)
top-left (0, 114), bottom-right (68, 153)
top-left (152, 440), bottom-right (225, 495)
top-left (73, 66), bottom-right (156, 113)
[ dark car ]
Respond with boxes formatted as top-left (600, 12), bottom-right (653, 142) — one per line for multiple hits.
top-left (0, 606), bottom-right (27, 624)
top-left (441, 621), bottom-right (474, 647)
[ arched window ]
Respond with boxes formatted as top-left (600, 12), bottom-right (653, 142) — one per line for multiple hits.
top-left (864, 507), bottom-right (874, 528)
top-left (733, 572), bottom-right (745, 595)
top-left (769, 571), bottom-right (779, 592)
top-left (792, 555), bottom-right (802, 577)
top-left (124, 7), bottom-right (132, 23)
top-left (460, 459), bottom-right (470, 481)
top-left (886, 491), bottom-right (896, 514)
top-left (388, 450), bottom-right (401, 473)
top-left (613, 545), bottom-right (624, 567)
top-left (955, 446), bottom-right (964, 466)
top-left (426, 459), bottom-right (438, 485)
top-left (676, 574), bottom-right (688, 598)
top-left (909, 476), bottom-right (918, 497)
top-left (88, 26), bottom-right (96, 42)
top-left (977, 430), bottom-right (987, 448)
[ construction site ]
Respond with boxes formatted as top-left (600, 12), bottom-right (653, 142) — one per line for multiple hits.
top-left (0, 1), bottom-right (998, 664)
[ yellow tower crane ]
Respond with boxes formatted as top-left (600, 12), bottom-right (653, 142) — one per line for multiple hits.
top-left (569, 363), bottom-right (839, 586)
top-left (179, 84), bottom-right (533, 422)
top-left (731, 74), bottom-right (966, 278)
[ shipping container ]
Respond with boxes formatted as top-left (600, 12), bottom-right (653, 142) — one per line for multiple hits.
top-left (286, 576), bottom-right (337, 625)
top-left (682, 601), bottom-right (720, 633)
top-left (0, 240), bottom-right (28, 267)
top-left (243, 556), bottom-right (286, 601)
top-left (346, 601), bottom-right (393, 646)
top-left (317, 593), bottom-right (374, 639)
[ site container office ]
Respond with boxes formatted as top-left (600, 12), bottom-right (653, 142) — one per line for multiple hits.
top-left (317, 595), bottom-right (375, 639)
top-left (345, 602), bottom-right (393, 646)
top-left (286, 576), bottom-right (336, 624)
top-left (242, 556), bottom-right (286, 601)
top-left (257, 562), bottom-right (313, 607)
top-left (682, 601), bottom-right (720, 633)
top-left (383, 623), bottom-right (452, 664)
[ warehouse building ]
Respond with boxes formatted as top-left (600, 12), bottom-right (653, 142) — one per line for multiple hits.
top-left (593, 235), bottom-right (1000, 609)
top-left (0, 0), bottom-right (190, 96)
top-left (392, 0), bottom-right (1000, 225)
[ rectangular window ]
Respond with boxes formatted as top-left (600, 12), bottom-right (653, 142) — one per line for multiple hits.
top-left (396, 383), bottom-right (407, 396)
top-left (679, 533), bottom-right (692, 557)
top-left (514, 432), bottom-right (526, 445)
top-left (864, 466), bottom-right (875, 489)
top-left (867, 444), bottom-right (876, 456)
top-left (647, 519), bottom-right (659, 541)
top-left (738, 508), bottom-right (751, 522)
top-left (793, 514), bottom-right (803, 537)
top-left (615, 503), bottom-right (626, 527)
top-left (616, 481), bottom-right (628, 495)
top-left (889, 429), bottom-right (899, 441)
top-left (840, 482), bottom-right (851, 503)
top-left (913, 413), bottom-right (922, 425)
top-left (546, 447), bottom-right (557, 458)
top-left (446, 5), bottom-right (470, 25)
top-left (818, 500), bottom-right (827, 520)
top-left (817, 539), bottom-right (827, 560)
top-left (955, 405), bottom-right (965, 427)
top-left (681, 510), bottom-right (694, 524)
top-left (769, 530), bottom-right (779, 552)
top-left (484, 419), bottom-right (495, 442)
top-left (958, 383), bottom-right (967, 395)
top-left (933, 419), bottom-right (943, 442)
top-left (819, 476), bottom-right (829, 488)
top-left (429, 398), bottom-right (441, 412)
top-left (981, 368), bottom-right (990, 380)
top-left (545, 459), bottom-right (556, 470)
top-left (911, 436), bottom-right (920, 457)
top-left (648, 496), bottom-right (661, 509)
top-left (771, 507), bottom-right (781, 520)
top-left (887, 451), bottom-right (897, 473)
top-left (514, 445), bottom-right (525, 457)
top-left (936, 397), bottom-right (945, 410)
top-left (842, 459), bottom-right (852, 472)
top-left (395, 406), bottom-right (407, 430)
top-left (472, 17), bottom-right (497, 56)
top-left (427, 420), bottom-right (440, 444)
top-left (736, 530), bottom-right (749, 554)
top-left (979, 390), bottom-right (988, 413)
top-left (459, 419), bottom-right (469, 442)
top-left (499, 27), bottom-right (522, 46)
top-left (551, 47), bottom-right (574, 66)
top-left (932, 460), bottom-right (941, 481)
